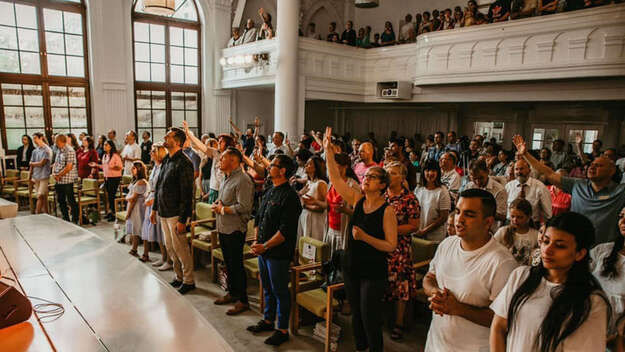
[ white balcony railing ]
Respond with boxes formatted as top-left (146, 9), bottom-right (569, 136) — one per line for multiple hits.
top-left (221, 4), bottom-right (625, 98)
top-left (415, 3), bottom-right (625, 85)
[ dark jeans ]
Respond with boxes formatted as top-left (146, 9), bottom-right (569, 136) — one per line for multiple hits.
top-left (258, 256), bottom-right (290, 330)
top-left (56, 183), bottom-right (78, 223)
top-left (344, 275), bottom-right (387, 352)
top-left (219, 231), bottom-right (248, 304)
top-left (105, 177), bottom-right (121, 215)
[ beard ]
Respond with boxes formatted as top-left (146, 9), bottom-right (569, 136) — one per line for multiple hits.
top-left (517, 174), bottom-right (528, 184)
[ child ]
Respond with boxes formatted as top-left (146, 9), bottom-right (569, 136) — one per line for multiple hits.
top-left (494, 198), bottom-right (539, 265)
top-left (446, 212), bottom-right (456, 237)
top-left (126, 161), bottom-right (149, 260)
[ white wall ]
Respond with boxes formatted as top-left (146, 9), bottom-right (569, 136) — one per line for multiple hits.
top-left (231, 89), bottom-right (275, 135)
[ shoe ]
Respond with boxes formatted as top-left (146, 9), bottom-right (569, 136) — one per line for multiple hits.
top-left (247, 319), bottom-right (275, 333)
top-left (264, 330), bottom-right (289, 346)
top-left (178, 283), bottom-right (195, 294)
top-left (214, 294), bottom-right (233, 305)
top-left (138, 254), bottom-right (150, 262)
top-left (128, 249), bottom-right (138, 257)
top-left (117, 235), bottom-right (126, 244)
top-left (106, 213), bottom-right (114, 222)
top-left (226, 302), bottom-right (249, 316)
top-left (158, 262), bottom-right (173, 271)
top-left (170, 279), bottom-right (182, 288)
top-left (152, 259), bottom-right (165, 267)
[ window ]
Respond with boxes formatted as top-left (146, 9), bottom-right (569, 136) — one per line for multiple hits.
top-left (0, 0), bottom-right (89, 152)
top-left (474, 121), bottom-right (505, 144)
top-left (568, 129), bottom-right (599, 154)
top-left (132, 0), bottom-right (201, 140)
top-left (531, 128), bottom-right (560, 150)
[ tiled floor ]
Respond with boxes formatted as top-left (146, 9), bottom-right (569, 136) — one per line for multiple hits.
top-left (23, 210), bottom-right (430, 351)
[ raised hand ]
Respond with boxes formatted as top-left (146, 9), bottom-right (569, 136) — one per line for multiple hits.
top-left (323, 126), bottom-right (334, 153)
top-left (512, 135), bottom-right (526, 155)
top-left (182, 120), bottom-right (190, 134)
top-left (575, 133), bottom-right (583, 145)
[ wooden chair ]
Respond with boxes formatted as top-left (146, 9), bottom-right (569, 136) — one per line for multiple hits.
top-left (1, 170), bottom-right (28, 202)
top-left (291, 262), bottom-right (344, 352)
top-left (77, 178), bottom-right (100, 225)
top-left (412, 237), bottom-right (439, 304)
top-left (210, 230), bottom-right (256, 283)
top-left (188, 202), bottom-right (217, 266)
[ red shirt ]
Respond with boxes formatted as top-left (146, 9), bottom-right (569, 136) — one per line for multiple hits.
top-left (326, 185), bottom-right (343, 231)
top-left (77, 149), bottom-right (99, 178)
top-left (548, 185), bottom-right (571, 217)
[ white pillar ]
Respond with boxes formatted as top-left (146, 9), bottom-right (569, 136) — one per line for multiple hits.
top-left (274, 0), bottom-right (300, 138)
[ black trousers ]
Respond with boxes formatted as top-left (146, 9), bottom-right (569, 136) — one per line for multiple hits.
top-left (105, 177), bottom-right (121, 215)
top-left (56, 183), bottom-right (78, 223)
top-left (219, 231), bottom-right (248, 304)
top-left (344, 274), bottom-right (387, 352)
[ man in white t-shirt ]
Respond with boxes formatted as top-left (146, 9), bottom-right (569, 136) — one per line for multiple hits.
top-left (505, 159), bottom-right (552, 223)
top-left (423, 188), bottom-right (518, 352)
top-left (120, 130), bottom-right (141, 176)
top-left (399, 14), bottom-right (416, 43)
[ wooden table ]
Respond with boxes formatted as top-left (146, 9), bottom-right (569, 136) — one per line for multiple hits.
top-left (0, 214), bottom-right (233, 352)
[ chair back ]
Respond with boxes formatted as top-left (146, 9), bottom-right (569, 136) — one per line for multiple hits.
top-left (195, 202), bottom-right (214, 220)
top-left (5, 169), bottom-right (19, 179)
top-left (19, 171), bottom-right (29, 180)
top-left (48, 175), bottom-right (56, 186)
top-left (411, 237), bottom-right (439, 264)
top-left (298, 236), bottom-right (330, 266)
top-left (121, 175), bottom-right (133, 185)
top-left (82, 178), bottom-right (99, 197)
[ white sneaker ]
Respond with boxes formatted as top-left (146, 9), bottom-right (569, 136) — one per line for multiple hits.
top-left (158, 262), bottom-right (173, 271)
top-left (152, 259), bottom-right (165, 267)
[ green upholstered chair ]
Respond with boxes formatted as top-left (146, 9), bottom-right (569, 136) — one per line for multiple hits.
top-left (411, 236), bottom-right (439, 303)
top-left (189, 202), bottom-right (216, 266)
top-left (77, 178), bottom-right (100, 225)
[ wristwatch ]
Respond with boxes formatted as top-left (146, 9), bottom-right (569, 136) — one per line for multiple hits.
top-left (220, 206), bottom-right (226, 215)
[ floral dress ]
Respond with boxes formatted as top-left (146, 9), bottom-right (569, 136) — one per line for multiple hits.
top-left (384, 188), bottom-right (421, 301)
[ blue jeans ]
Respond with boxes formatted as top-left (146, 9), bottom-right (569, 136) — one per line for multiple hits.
top-left (258, 256), bottom-right (291, 330)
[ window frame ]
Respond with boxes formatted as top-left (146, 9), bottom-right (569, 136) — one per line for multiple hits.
top-left (0, 0), bottom-right (91, 152)
top-left (131, 0), bottom-right (202, 141)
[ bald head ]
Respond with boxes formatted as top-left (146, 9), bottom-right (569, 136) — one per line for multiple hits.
top-left (587, 156), bottom-right (616, 183)
top-left (359, 142), bottom-right (374, 164)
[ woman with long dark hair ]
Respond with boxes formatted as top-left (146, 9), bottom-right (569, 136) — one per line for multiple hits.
top-left (591, 206), bottom-right (625, 344)
top-left (96, 134), bottom-right (106, 159)
top-left (490, 212), bottom-right (609, 352)
top-left (413, 160), bottom-right (451, 242)
top-left (77, 136), bottom-right (99, 179)
top-left (16, 134), bottom-right (34, 169)
top-left (297, 155), bottom-right (328, 242)
top-left (90, 140), bottom-right (122, 222)
top-left (324, 127), bottom-right (397, 352)
top-left (324, 152), bottom-right (360, 256)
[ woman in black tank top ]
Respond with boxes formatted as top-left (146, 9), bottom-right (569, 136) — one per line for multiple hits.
top-left (324, 128), bottom-right (398, 352)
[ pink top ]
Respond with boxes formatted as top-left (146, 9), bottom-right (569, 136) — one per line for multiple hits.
top-left (353, 161), bottom-right (380, 183)
top-left (102, 153), bottom-right (123, 178)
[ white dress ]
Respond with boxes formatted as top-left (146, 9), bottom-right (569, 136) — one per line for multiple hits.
top-left (125, 180), bottom-right (148, 236)
top-left (297, 178), bottom-right (327, 242)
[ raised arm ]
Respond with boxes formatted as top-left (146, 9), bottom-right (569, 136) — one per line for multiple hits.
top-left (574, 133), bottom-right (590, 165)
top-left (182, 120), bottom-right (216, 156)
top-left (512, 135), bottom-right (562, 188)
top-left (324, 127), bottom-right (362, 207)
top-left (229, 118), bottom-right (242, 139)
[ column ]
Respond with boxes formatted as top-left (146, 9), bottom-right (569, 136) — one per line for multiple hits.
top-left (274, 0), bottom-right (300, 138)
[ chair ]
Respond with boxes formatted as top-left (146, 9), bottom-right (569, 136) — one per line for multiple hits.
top-left (77, 178), bottom-right (100, 225)
top-left (113, 175), bottom-right (134, 224)
top-left (210, 230), bottom-right (255, 283)
top-left (1, 170), bottom-right (28, 202)
top-left (189, 202), bottom-right (217, 266)
top-left (411, 237), bottom-right (439, 304)
top-left (291, 261), bottom-right (343, 352)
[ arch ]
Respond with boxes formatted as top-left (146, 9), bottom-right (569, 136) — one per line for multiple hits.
top-left (131, 0), bottom-right (203, 139)
top-left (302, 0), bottom-right (343, 35)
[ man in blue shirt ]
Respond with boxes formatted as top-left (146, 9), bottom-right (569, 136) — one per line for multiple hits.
top-left (514, 135), bottom-right (625, 244)
top-left (30, 132), bottom-right (53, 214)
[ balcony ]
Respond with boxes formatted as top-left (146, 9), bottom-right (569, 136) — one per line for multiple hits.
top-left (220, 3), bottom-right (625, 99)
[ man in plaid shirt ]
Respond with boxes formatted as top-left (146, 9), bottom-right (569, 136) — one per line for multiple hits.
top-left (53, 134), bottom-right (79, 223)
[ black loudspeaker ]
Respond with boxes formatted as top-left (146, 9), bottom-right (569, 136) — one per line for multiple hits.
top-left (0, 281), bottom-right (32, 330)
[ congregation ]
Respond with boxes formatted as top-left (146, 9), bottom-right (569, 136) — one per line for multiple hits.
top-left (226, 0), bottom-right (623, 49)
top-left (8, 111), bottom-right (625, 351)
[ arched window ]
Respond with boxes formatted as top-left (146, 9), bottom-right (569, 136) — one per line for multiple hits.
top-left (0, 0), bottom-right (90, 151)
top-left (132, 0), bottom-right (201, 143)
